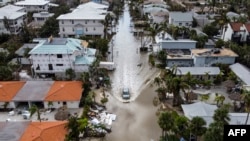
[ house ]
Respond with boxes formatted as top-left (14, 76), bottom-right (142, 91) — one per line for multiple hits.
top-left (29, 37), bottom-right (96, 77)
top-left (244, 23), bottom-right (250, 45)
top-left (15, 43), bottom-right (37, 65)
top-left (14, 0), bottom-right (50, 12)
top-left (221, 22), bottom-right (247, 43)
top-left (229, 63), bottom-right (250, 86)
top-left (0, 4), bottom-right (26, 34)
top-left (44, 81), bottom-right (83, 109)
top-left (12, 81), bottom-right (54, 109)
top-left (155, 32), bottom-right (197, 50)
top-left (57, 1), bottom-right (109, 38)
top-left (20, 121), bottom-right (67, 141)
top-left (32, 12), bottom-right (54, 27)
top-left (0, 81), bottom-right (26, 109)
top-left (0, 121), bottom-right (67, 141)
top-left (169, 12), bottom-right (193, 27)
top-left (191, 48), bottom-right (238, 67)
top-left (166, 49), bottom-right (193, 67)
top-left (0, 121), bottom-right (30, 141)
top-left (176, 67), bottom-right (220, 81)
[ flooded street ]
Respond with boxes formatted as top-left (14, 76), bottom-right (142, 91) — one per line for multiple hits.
top-left (110, 3), bottom-right (157, 101)
top-left (104, 3), bottom-right (161, 141)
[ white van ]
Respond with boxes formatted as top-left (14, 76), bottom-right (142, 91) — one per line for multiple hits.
top-left (99, 61), bottom-right (115, 71)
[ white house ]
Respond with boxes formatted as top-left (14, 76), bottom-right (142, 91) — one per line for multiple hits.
top-left (14, 0), bottom-right (50, 12)
top-left (155, 32), bottom-right (197, 50)
top-left (176, 67), bottom-right (220, 81)
top-left (192, 48), bottom-right (238, 67)
top-left (57, 1), bottom-right (109, 38)
top-left (32, 11), bottom-right (54, 27)
top-left (229, 63), bottom-right (250, 86)
top-left (29, 37), bottom-right (96, 77)
top-left (221, 22), bottom-right (247, 43)
top-left (0, 4), bottom-right (26, 34)
top-left (169, 12), bottom-right (193, 27)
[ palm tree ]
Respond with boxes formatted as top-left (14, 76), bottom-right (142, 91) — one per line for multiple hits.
top-left (29, 105), bottom-right (41, 122)
top-left (190, 116), bottom-right (207, 141)
top-left (145, 23), bottom-right (163, 44)
top-left (158, 111), bottom-right (175, 140)
top-left (213, 105), bottom-right (230, 125)
top-left (241, 89), bottom-right (250, 124)
top-left (65, 68), bottom-right (76, 80)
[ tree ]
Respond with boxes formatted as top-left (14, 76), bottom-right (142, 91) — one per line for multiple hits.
top-left (145, 23), bottom-right (163, 43)
top-left (202, 24), bottom-right (219, 38)
top-left (39, 17), bottom-right (59, 37)
top-left (242, 89), bottom-right (250, 124)
top-left (190, 116), bottom-right (207, 141)
top-left (215, 39), bottom-right (224, 48)
top-left (101, 97), bottom-right (108, 105)
top-left (0, 66), bottom-right (13, 81)
top-left (158, 111), bottom-right (175, 140)
top-left (65, 68), bottom-right (76, 80)
top-left (29, 105), bottom-right (41, 122)
top-left (157, 50), bottom-right (167, 67)
top-left (95, 38), bottom-right (109, 57)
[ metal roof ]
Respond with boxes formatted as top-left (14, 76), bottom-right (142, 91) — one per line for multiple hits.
top-left (230, 63), bottom-right (250, 85)
top-left (75, 56), bottom-right (96, 65)
top-left (176, 67), bottom-right (220, 75)
top-left (13, 81), bottom-right (54, 101)
top-left (15, 43), bottom-right (37, 56)
top-left (169, 12), bottom-right (193, 22)
top-left (0, 121), bottom-right (30, 141)
top-left (0, 5), bottom-right (26, 19)
top-left (15, 0), bottom-right (49, 6)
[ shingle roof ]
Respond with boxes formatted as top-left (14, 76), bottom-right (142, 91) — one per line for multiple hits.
top-left (229, 63), bottom-right (250, 85)
top-left (45, 81), bottom-right (82, 101)
top-left (20, 121), bottom-right (67, 141)
top-left (0, 81), bottom-right (26, 102)
top-left (176, 67), bottom-right (220, 75)
top-left (230, 22), bottom-right (243, 32)
top-left (13, 81), bottom-right (54, 101)
top-left (0, 121), bottom-right (30, 141)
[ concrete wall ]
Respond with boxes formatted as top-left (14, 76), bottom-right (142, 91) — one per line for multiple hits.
top-left (161, 41), bottom-right (196, 49)
top-left (193, 56), bottom-right (236, 67)
top-left (44, 101), bottom-right (80, 109)
top-left (0, 102), bottom-right (15, 109)
top-left (167, 59), bottom-right (193, 67)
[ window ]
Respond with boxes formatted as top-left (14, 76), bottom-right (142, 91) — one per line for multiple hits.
top-left (57, 54), bottom-right (62, 58)
top-left (63, 102), bottom-right (66, 105)
top-left (36, 64), bottom-right (40, 70)
top-left (186, 23), bottom-right (189, 26)
top-left (93, 20), bottom-right (95, 23)
top-left (93, 27), bottom-right (96, 31)
top-left (56, 64), bottom-right (63, 66)
top-left (62, 28), bottom-right (65, 32)
top-left (86, 28), bottom-right (88, 32)
top-left (58, 102), bottom-right (60, 104)
top-left (179, 23), bottom-right (182, 26)
top-left (71, 20), bottom-right (74, 24)
top-left (62, 20), bottom-right (64, 24)
top-left (85, 20), bottom-right (88, 24)
top-left (48, 64), bottom-right (53, 70)
top-left (72, 28), bottom-right (74, 32)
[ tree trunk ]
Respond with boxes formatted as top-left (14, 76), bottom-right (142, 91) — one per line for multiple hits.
top-left (245, 112), bottom-right (250, 125)
top-left (173, 92), bottom-right (184, 106)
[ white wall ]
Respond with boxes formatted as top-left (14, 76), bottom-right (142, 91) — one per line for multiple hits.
top-left (0, 0), bottom-right (12, 6)
top-left (0, 101), bottom-right (15, 109)
top-left (16, 4), bottom-right (49, 12)
top-left (58, 19), bottom-right (104, 37)
top-left (44, 101), bottom-right (80, 108)
top-left (193, 56), bottom-right (236, 67)
top-left (167, 59), bottom-right (193, 67)
top-left (161, 41), bottom-right (196, 49)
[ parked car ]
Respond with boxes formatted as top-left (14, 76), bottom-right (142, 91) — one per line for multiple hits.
top-left (21, 110), bottom-right (31, 119)
top-left (122, 88), bottom-right (130, 99)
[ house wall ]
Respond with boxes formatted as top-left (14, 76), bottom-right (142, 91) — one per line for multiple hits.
top-left (34, 16), bottom-right (51, 25)
top-left (167, 59), bottom-right (193, 67)
top-left (161, 41), bottom-right (196, 49)
top-left (169, 16), bottom-right (192, 27)
top-left (0, 15), bottom-right (26, 34)
top-left (193, 56), bottom-right (236, 67)
top-left (30, 54), bottom-right (74, 74)
top-left (0, 101), bottom-right (16, 109)
top-left (44, 101), bottom-right (80, 109)
top-left (58, 19), bottom-right (104, 37)
top-left (16, 4), bottom-right (49, 12)
top-left (178, 74), bottom-right (217, 81)
top-left (0, 0), bottom-right (11, 6)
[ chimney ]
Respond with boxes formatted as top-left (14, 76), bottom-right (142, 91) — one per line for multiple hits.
top-left (48, 35), bottom-right (53, 43)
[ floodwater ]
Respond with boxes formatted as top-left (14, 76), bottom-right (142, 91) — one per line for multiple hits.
top-left (109, 3), bottom-right (158, 101)
top-left (104, 3), bottom-right (161, 141)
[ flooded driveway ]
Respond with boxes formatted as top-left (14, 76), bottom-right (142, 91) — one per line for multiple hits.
top-left (109, 3), bottom-right (158, 102)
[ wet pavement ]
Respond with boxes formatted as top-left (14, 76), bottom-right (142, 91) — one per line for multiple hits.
top-left (109, 3), bottom-right (158, 102)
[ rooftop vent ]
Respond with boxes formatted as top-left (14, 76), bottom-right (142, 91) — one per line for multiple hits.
top-left (48, 35), bottom-right (53, 43)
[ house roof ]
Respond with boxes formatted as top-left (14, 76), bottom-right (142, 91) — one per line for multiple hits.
top-left (13, 81), bottom-right (54, 101)
top-left (45, 81), bottom-right (82, 101)
top-left (169, 12), bottom-right (193, 22)
top-left (57, 2), bottom-right (107, 20)
top-left (20, 121), bottom-right (67, 141)
top-left (0, 5), bottom-right (26, 19)
top-left (229, 22), bottom-right (243, 32)
top-left (181, 102), bottom-right (218, 120)
top-left (0, 121), bottom-right (30, 141)
top-left (244, 23), bottom-right (250, 32)
top-left (75, 55), bottom-right (96, 65)
top-left (0, 81), bottom-right (26, 102)
top-left (33, 12), bottom-right (54, 18)
top-left (229, 63), bottom-right (250, 85)
top-left (191, 48), bottom-right (238, 57)
top-left (176, 67), bottom-right (220, 75)
top-left (15, 43), bottom-right (37, 56)
top-left (29, 38), bottom-right (96, 55)
top-left (15, 0), bottom-right (49, 6)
